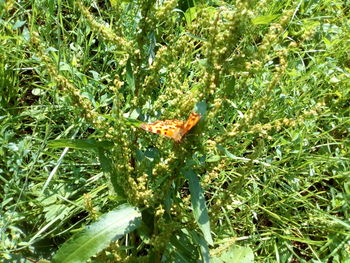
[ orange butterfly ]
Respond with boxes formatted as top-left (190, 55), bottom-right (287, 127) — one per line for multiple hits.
top-left (140, 112), bottom-right (201, 142)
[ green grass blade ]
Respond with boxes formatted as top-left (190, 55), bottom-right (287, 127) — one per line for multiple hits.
top-left (48, 139), bottom-right (114, 150)
top-left (97, 148), bottom-right (126, 198)
top-left (126, 59), bottom-right (135, 94)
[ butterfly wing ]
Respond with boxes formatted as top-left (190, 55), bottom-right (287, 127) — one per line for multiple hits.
top-left (141, 112), bottom-right (201, 142)
top-left (183, 112), bottom-right (201, 133)
top-left (140, 119), bottom-right (185, 142)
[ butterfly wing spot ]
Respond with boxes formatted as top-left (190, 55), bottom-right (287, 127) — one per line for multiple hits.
top-left (141, 112), bottom-right (201, 142)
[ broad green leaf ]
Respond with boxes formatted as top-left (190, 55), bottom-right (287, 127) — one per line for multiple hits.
top-left (184, 169), bottom-right (213, 246)
top-left (211, 245), bottom-right (254, 263)
top-left (52, 204), bottom-right (141, 263)
top-left (48, 139), bottom-right (114, 150)
top-left (195, 100), bottom-right (207, 118)
top-left (190, 231), bottom-right (210, 263)
top-left (169, 230), bottom-right (199, 263)
top-left (252, 15), bottom-right (279, 25)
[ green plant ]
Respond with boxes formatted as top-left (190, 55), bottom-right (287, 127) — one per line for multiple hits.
top-left (1, 0), bottom-right (349, 262)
